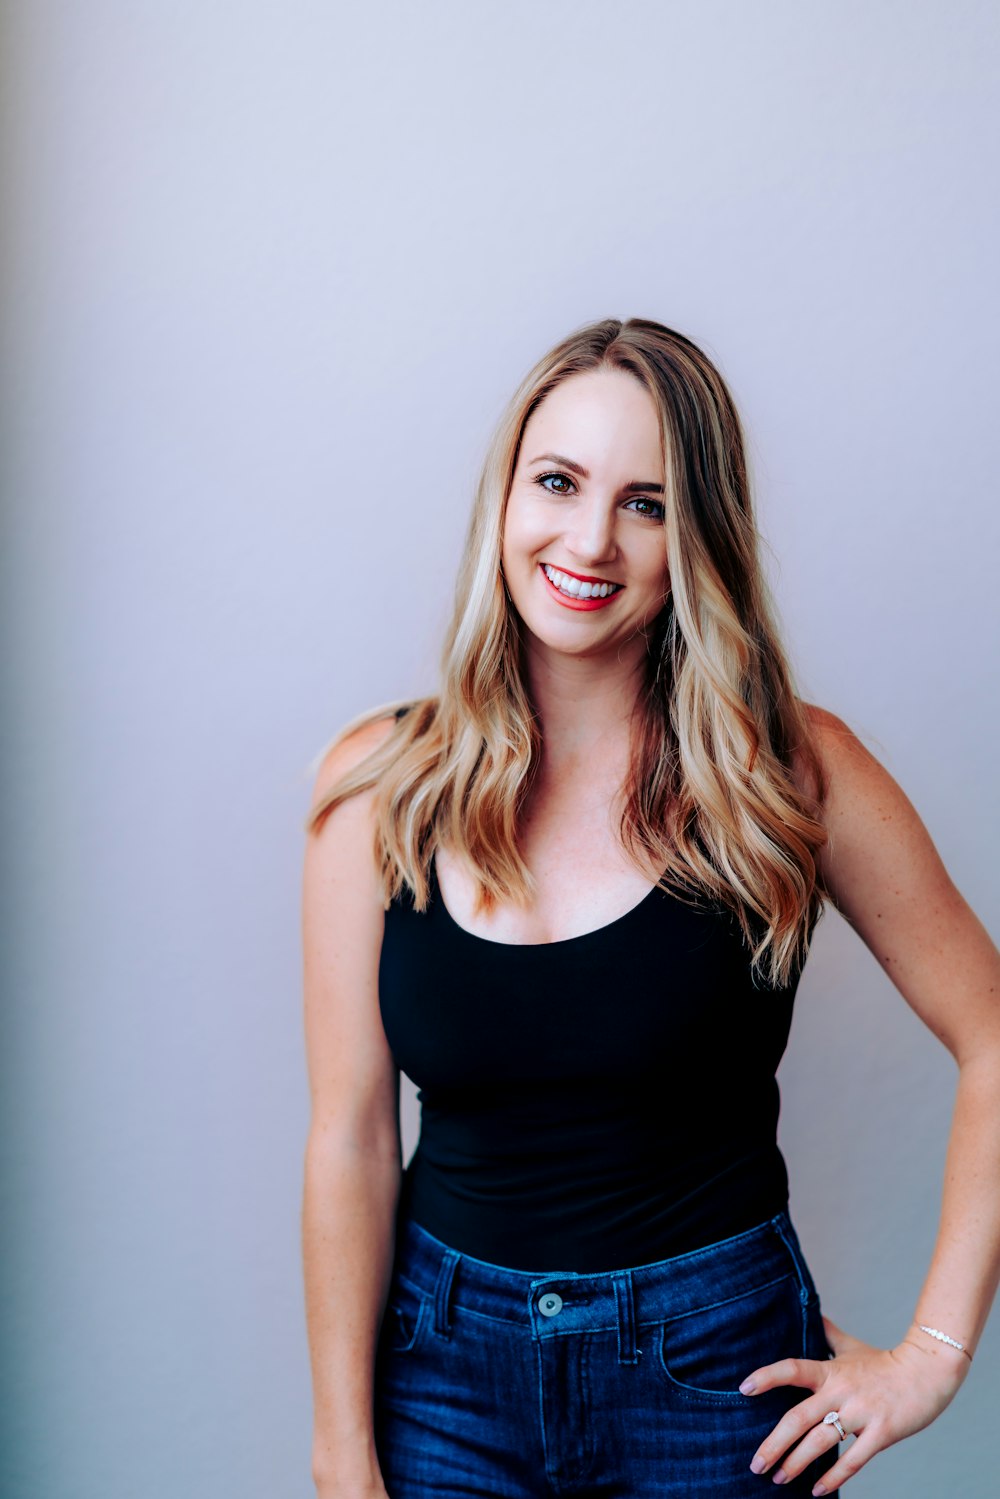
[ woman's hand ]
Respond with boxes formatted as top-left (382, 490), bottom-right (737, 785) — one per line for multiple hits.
top-left (741, 1315), bottom-right (971, 1494)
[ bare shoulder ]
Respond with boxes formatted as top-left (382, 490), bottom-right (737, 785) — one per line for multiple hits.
top-left (309, 710), bottom-right (404, 804)
top-left (792, 700), bottom-right (914, 847)
top-left (304, 705), bottom-right (404, 922)
top-left (797, 700), bottom-right (856, 749)
top-left (789, 701), bottom-right (862, 806)
top-left (797, 698), bottom-right (959, 959)
top-left (792, 701), bottom-right (1000, 1063)
top-left (794, 701), bottom-right (915, 831)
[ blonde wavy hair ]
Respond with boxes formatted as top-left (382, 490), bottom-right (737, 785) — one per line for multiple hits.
top-left (305, 317), bottom-right (829, 988)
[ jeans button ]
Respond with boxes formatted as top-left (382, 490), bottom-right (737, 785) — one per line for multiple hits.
top-left (538, 1292), bottom-right (563, 1317)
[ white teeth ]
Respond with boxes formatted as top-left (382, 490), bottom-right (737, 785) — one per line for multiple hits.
top-left (543, 563), bottom-right (621, 600)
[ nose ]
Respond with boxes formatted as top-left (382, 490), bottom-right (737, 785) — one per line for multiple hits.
top-left (564, 496), bottom-right (618, 566)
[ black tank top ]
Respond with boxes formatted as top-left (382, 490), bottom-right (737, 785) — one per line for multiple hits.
top-left (378, 835), bottom-right (805, 1273)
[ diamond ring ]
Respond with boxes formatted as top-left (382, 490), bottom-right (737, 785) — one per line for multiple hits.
top-left (823, 1410), bottom-right (847, 1440)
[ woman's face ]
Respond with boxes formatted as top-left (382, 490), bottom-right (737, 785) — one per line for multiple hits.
top-left (501, 367), bottom-right (670, 663)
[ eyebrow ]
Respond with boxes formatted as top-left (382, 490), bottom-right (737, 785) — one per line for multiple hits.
top-left (527, 452), bottom-right (664, 493)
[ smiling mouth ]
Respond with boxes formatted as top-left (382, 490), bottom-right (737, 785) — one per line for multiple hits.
top-left (541, 562), bottom-right (624, 601)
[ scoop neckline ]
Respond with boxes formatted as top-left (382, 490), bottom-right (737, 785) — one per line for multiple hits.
top-left (429, 851), bottom-right (665, 950)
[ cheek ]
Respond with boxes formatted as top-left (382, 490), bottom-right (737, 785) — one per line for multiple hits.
top-left (500, 528), bottom-right (529, 595)
top-left (499, 530), bottom-right (519, 583)
top-left (630, 544), bottom-right (670, 596)
top-left (501, 505), bottom-right (542, 572)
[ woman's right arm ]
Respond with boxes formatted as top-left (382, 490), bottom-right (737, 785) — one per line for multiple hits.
top-left (301, 717), bottom-right (403, 1498)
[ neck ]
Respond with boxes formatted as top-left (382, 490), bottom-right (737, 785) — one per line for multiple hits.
top-left (523, 636), bottom-right (648, 766)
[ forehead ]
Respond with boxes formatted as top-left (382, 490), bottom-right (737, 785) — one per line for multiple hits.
top-left (520, 368), bottom-right (663, 476)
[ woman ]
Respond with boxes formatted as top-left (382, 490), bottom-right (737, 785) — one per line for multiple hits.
top-left (301, 318), bottom-right (1000, 1498)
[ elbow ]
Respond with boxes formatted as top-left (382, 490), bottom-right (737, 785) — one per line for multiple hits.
top-left (956, 1040), bottom-right (1000, 1077)
top-left (304, 1119), bottom-right (402, 1173)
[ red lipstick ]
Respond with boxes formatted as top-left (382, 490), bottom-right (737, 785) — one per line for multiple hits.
top-left (549, 564), bottom-right (618, 585)
top-left (538, 563), bottom-right (623, 612)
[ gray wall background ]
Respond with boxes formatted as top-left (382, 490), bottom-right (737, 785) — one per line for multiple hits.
top-left (2, 2), bottom-right (997, 1495)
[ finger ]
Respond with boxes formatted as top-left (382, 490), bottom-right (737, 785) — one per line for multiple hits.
top-left (740, 1355), bottom-right (825, 1395)
top-left (749, 1394), bottom-right (835, 1475)
top-left (810, 1427), bottom-right (883, 1496)
top-left (763, 1416), bottom-right (842, 1485)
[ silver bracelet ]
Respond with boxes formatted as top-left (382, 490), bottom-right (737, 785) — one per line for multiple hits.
top-left (917, 1323), bottom-right (971, 1358)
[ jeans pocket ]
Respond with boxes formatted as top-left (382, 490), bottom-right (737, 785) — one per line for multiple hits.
top-left (379, 1274), bottom-right (431, 1356)
top-left (804, 1291), bottom-right (834, 1363)
top-left (655, 1270), bottom-right (804, 1403)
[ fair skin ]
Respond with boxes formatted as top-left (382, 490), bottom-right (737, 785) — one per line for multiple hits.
top-left (303, 367), bottom-right (1000, 1497)
top-left (302, 724), bottom-right (401, 1499)
top-left (438, 366), bottom-right (673, 940)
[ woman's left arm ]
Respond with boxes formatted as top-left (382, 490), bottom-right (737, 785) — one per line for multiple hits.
top-left (745, 707), bottom-right (1000, 1495)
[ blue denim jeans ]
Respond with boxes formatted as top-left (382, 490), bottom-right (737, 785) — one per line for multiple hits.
top-left (374, 1209), bottom-right (841, 1497)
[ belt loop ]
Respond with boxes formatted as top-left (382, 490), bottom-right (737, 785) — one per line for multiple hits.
top-left (432, 1248), bottom-right (461, 1339)
top-left (614, 1270), bottom-right (638, 1365)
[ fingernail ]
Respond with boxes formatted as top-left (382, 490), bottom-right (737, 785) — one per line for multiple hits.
top-left (739, 1377), bottom-right (757, 1394)
top-left (750, 1457), bottom-right (766, 1475)
top-left (772, 1471), bottom-right (787, 1485)
top-left (812, 1487), bottom-right (828, 1497)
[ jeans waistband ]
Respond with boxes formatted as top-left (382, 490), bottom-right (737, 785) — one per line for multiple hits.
top-left (393, 1209), bottom-right (818, 1364)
